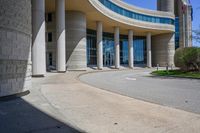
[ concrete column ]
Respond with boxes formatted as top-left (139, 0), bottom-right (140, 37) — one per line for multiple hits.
top-left (128, 30), bottom-right (134, 68)
top-left (147, 32), bottom-right (152, 68)
top-left (96, 21), bottom-right (103, 70)
top-left (167, 34), bottom-right (175, 66)
top-left (186, 5), bottom-right (193, 47)
top-left (157, 0), bottom-right (161, 11)
top-left (56, 0), bottom-right (66, 72)
top-left (152, 33), bottom-right (175, 67)
top-left (66, 11), bottom-right (87, 70)
top-left (0, 0), bottom-right (31, 97)
top-left (157, 0), bottom-right (174, 13)
top-left (32, 0), bottom-right (46, 76)
top-left (114, 27), bottom-right (120, 69)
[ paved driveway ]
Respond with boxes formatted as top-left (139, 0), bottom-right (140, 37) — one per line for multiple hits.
top-left (80, 69), bottom-right (200, 114)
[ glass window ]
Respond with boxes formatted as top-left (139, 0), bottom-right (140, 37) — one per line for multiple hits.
top-left (120, 39), bottom-right (128, 65)
top-left (175, 17), bottom-right (180, 49)
top-left (47, 13), bottom-right (52, 22)
top-left (98, 0), bottom-right (174, 25)
top-left (49, 52), bottom-right (53, 66)
top-left (87, 29), bottom-right (147, 66)
top-left (133, 37), bottom-right (146, 65)
top-left (87, 30), bottom-right (97, 65)
top-left (47, 32), bottom-right (53, 42)
top-left (47, 32), bottom-right (52, 42)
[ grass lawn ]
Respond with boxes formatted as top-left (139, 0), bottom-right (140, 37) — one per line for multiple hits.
top-left (151, 70), bottom-right (200, 79)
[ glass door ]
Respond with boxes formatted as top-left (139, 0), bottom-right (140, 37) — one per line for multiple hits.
top-left (103, 38), bottom-right (114, 66)
top-left (104, 50), bottom-right (114, 66)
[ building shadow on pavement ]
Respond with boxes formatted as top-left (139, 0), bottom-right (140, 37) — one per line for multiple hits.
top-left (0, 98), bottom-right (86, 133)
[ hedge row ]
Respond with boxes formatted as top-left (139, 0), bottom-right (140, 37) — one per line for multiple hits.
top-left (174, 47), bottom-right (200, 71)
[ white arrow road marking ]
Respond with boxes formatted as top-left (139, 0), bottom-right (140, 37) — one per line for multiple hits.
top-left (126, 77), bottom-right (137, 81)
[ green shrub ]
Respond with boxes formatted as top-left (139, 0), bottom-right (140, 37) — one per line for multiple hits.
top-left (174, 47), bottom-right (200, 71)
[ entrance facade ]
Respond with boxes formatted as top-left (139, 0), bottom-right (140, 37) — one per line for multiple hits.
top-left (87, 29), bottom-right (147, 67)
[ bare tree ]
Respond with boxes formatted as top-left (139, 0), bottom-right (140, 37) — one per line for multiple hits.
top-left (193, 26), bottom-right (200, 43)
top-left (193, 7), bottom-right (200, 43)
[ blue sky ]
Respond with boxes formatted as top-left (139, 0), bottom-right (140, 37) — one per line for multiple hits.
top-left (124, 0), bottom-right (200, 47)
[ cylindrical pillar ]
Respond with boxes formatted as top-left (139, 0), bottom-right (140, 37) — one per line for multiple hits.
top-left (32, 0), bottom-right (46, 76)
top-left (147, 32), bottom-right (152, 68)
top-left (0, 0), bottom-right (31, 97)
top-left (157, 0), bottom-right (161, 11)
top-left (56, 0), bottom-right (66, 72)
top-left (157, 0), bottom-right (174, 13)
top-left (66, 11), bottom-right (87, 70)
top-left (96, 21), bottom-right (103, 70)
top-left (114, 27), bottom-right (120, 69)
top-left (152, 33), bottom-right (175, 66)
top-left (167, 34), bottom-right (175, 66)
top-left (128, 30), bottom-right (134, 68)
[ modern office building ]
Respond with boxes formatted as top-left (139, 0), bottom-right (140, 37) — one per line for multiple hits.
top-left (0, 0), bottom-right (192, 97)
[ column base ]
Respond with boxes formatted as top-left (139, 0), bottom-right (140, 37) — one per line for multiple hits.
top-left (129, 66), bottom-right (134, 69)
top-left (32, 74), bottom-right (45, 78)
top-left (97, 67), bottom-right (103, 70)
top-left (0, 90), bottom-right (30, 101)
top-left (57, 71), bottom-right (66, 73)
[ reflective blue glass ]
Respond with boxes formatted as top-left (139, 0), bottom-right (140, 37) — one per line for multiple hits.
top-left (175, 17), bottom-right (180, 49)
top-left (102, 32), bottom-right (115, 66)
top-left (103, 37), bottom-right (115, 66)
top-left (98, 0), bottom-right (174, 25)
top-left (120, 35), bottom-right (128, 65)
top-left (87, 29), bottom-right (147, 66)
top-left (134, 37), bottom-right (147, 64)
top-left (120, 36), bottom-right (147, 65)
top-left (87, 30), bottom-right (97, 65)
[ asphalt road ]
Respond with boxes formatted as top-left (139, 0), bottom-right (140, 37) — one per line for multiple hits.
top-left (80, 69), bottom-right (200, 114)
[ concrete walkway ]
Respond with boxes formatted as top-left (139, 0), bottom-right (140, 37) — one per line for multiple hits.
top-left (0, 69), bottom-right (200, 133)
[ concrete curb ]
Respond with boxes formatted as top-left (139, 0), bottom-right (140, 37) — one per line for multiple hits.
top-left (0, 90), bottom-right (30, 102)
top-left (151, 73), bottom-right (200, 80)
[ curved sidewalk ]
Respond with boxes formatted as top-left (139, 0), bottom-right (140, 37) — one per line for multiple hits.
top-left (1, 70), bottom-right (200, 133)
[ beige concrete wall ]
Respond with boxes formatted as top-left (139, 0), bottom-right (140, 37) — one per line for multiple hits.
top-left (66, 11), bottom-right (87, 70)
top-left (152, 33), bottom-right (175, 67)
top-left (176, 0), bottom-right (193, 47)
top-left (177, 0), bottom-right (185, 48)
top-left (186, 5), bottom-right (193, 47)
top-left (0, 0), bottom-right (32, 97)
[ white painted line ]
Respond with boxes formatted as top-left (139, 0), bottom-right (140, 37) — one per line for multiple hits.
top-left (126, 77), bottom-right (137, 81)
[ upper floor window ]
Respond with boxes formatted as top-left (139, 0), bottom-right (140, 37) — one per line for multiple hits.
top-left (48, 52), bottom-right (53, 66)
top-left (46, 13), bottom-right (52, 22)
top-left (98, 0), bottom-right (174, 25)
top-left (47, 32), bottom-right (53, 42)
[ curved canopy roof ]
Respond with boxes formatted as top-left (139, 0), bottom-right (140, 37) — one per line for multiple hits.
top-left (45, 0), bottom-right (175, 36)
